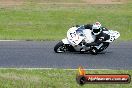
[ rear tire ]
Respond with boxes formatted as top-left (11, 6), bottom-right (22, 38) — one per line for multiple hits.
top-left (54, 41), bottom-right (66, 53)
top-left (98, 43), bottom-right (109, 52)
top-left (90, 47), bottom-right (98, 55)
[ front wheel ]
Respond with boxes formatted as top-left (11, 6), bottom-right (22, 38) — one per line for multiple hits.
top-left (54, 41), bottom-right (66, 53)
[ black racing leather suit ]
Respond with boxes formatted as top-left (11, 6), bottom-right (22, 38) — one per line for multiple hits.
top-left (77, 24), bottom-right (110, 46)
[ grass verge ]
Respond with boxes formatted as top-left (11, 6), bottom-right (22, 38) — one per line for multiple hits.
top-left (0, 69), bottom-right (131, 88)
top-left (0, 1), bottom-right (131, 41)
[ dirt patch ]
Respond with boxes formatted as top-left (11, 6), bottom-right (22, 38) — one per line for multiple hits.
top-left (83, 0), bottom-right (127, 4)
top-left (0, 0), bottom-right (24, 7)
top-left (0, 0), bottom-right (127, 7)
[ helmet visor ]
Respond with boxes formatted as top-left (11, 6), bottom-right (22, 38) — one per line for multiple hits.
top-left (93, 29), bottom-right (100, 33)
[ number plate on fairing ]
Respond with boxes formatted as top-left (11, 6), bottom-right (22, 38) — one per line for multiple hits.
top-left (67, 27), bottom-right (84, 45)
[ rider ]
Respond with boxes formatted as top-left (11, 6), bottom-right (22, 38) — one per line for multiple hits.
top-left (76, 22), bottom-right (110, 46)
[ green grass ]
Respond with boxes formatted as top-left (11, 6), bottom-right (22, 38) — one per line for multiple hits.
top-left (0, 1), bottom-right (131, 40)
top-left (0, 69), bottom-right (131, 88)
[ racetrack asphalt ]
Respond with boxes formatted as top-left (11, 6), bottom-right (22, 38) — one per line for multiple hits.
top-left (0, 41), bottom-right (131, 69)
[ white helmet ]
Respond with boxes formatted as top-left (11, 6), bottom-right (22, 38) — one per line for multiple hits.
top-left (92, 22), bottom-right (102, 35)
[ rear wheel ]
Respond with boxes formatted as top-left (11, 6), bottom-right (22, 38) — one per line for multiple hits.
top-left (98, 42), bottom-right (109, 52)
top-left (54, 41), bottom-right (66, 53)
top-left (90, 47), bottom-right (98, 55)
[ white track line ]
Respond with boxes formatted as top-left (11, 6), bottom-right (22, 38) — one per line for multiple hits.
top-left (0, 68), bottom-right (112, 70)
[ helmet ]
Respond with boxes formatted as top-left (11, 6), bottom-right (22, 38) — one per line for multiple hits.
top-left (92, 22), bottom-right (102, 35)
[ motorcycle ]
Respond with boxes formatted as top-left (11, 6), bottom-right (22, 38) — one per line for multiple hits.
top-left (54, 26), bottom-right (120, 55)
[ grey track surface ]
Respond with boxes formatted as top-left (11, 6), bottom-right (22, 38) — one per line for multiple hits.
top-left (0, 41), bottom-right (132, 69)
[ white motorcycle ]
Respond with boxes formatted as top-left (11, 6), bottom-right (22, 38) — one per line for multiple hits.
top-left (54, 26), bottom-right (120, 55)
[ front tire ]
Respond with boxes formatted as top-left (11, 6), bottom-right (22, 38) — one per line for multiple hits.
top-left (54, 41), bottom-right (66, 53)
